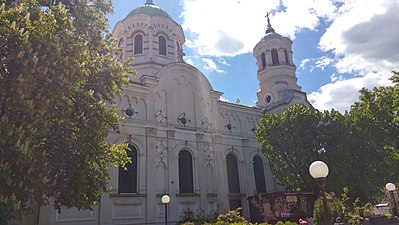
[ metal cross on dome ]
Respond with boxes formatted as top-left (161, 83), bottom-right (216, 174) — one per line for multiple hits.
top-left (266, 12), bottom-right (271, 24)
top-left (265, 11), bottom-right (275, 33)
top-left (145, 0), bottom-right (154, 5)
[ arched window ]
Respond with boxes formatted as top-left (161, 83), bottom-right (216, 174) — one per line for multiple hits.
top-left (271, 48), bottom-right (279, 65)
top-left (253, 155), bottom-right (267, 193)
top-left (179, 150), bottom-right (193, 193)
top-left (159, 36), bottom-right (167, 56)
top-left (284, 49), bottom-right (290, 64)
top-left (226, 153), bottom-right (240, 193)
top-left (118, 144), bottom-right (138, 193)
top-left (134, 34), bottom-right (143, 54)
top-left (261, 52), bottom-right (266, 68)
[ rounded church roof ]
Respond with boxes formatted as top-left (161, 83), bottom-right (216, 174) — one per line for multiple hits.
top-left (126, 3), bottom-right (171, 19)
top-left (260, 32), bottom-right (283, 41)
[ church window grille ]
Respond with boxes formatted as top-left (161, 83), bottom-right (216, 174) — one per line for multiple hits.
top-left (118, 144), bottom-right (138, 193)
top-left (253, 155), bottom-right (267, 193)
top-left (225, 121), bottom-right (235, 132)
top-left (159, 36), bottom-right (167, 56)
top-left (261, 52), bottom-right (266, 68)
top-left (178, 150), bottom-right (194, 193)
top-left (178, 113), bottom-right (190, 127)
top-left (226, 153), bottom-right (240, 193)
top-left (123, 105), bottom-right (138, 119)
top-left (134, 34), bottom-right (143, 54)
top-left (271, 49), bottom-right (279, 65)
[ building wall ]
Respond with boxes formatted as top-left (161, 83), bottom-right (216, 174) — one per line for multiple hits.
top-left (26, 3), bottom-right (309, 225)
top-left (34, 62), bottom-right (277, 225)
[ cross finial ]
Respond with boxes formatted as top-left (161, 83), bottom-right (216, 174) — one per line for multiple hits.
top-left (145, 0), bottom-right (154, 5)
top-left (265, 11), bottom-right (275, 34)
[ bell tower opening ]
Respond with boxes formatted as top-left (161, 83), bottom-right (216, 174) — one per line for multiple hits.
top-left (253, 13), bottom-right (310, 112)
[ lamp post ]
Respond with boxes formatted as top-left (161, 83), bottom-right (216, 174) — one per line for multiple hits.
top-left (161, 194), bottom-right (170, 225)
top-left (309, 161), bottom-right (332, 225)
top-left (385, 183), bottom-right (398, 217)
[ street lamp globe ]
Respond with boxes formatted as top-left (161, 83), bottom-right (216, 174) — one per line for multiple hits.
top-left (386, 183), bottom-right (397, 192)
top-left (161, 194), bottom-right (170, 204)
top-left (309, 161), bottom-right (329, 179)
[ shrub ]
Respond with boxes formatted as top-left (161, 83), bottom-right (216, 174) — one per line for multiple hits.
top-left (178, 207), bottom-right (274, 225)
top-left (313, 193), bottom-right (343, 225)
top-left (178, 208), bottom-right (219, 225)
top-left (215, 208), bottom-right (247, 224)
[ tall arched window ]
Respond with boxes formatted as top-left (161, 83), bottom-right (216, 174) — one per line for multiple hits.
top-left (179, 150), bottom-right (193, 193)
top-left (159, 36), bottom-right (167, 56)
top-left (226, 153), bottom-right (240, 193)
top-left (134, 34), bottom-right (143, 54)
top-left (118, 144), bottom-right (138, 193)
top-left (271, 48), bottom-right (279, 65)
top-left (261, 52), bottom-right (266, 68)
top-left (253, 155), bottom-right (267, 193)
top-left (284, 49), bottom-right (290, 64)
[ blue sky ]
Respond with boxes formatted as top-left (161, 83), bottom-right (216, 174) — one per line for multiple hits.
top-left (107, 0), bottom-right (399, 112)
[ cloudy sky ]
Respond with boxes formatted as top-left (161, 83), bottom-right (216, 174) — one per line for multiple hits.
top-left (108, 0), bottom-right (399, 112)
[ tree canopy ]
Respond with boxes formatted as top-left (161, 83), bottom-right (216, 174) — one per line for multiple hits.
top-left (255, 72), bottom-right (399, 203)
top-left (0, 0), bottom-right (132, 223)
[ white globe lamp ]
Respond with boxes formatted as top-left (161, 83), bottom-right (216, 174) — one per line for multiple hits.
top-left (386, 183), bottom-right (396, 192)
top-left (309, 161), bottom-right (329, 179)
top-left (309, 160), bottom-right (331, 225)
top-left (161, 194), bottom-right (170, 204)
top-left (161, 194), bottom-right (170, 225)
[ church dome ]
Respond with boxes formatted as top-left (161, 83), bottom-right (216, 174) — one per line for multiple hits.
top-left (126, 2), bottom-right (171, 19)
top-left (260, 32), bottom-right (283, 41)
top-left (258, 13), bottom-right (284, 42)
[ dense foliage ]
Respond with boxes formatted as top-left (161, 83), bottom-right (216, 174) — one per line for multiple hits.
top-left (313, 187), bottom-right (372, 225)
top-left (255, 72), bottom-right (399, 203)
top-left (0, 0), bottom-right (132, 223)
top-left (179, 208), bottom-right (287, 225)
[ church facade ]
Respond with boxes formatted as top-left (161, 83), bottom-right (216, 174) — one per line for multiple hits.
top-left (32, 1), bottom-right (310, 224)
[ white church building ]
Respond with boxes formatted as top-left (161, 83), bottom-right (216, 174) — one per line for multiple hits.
top-left (33, 1), bottom-right (310, 224)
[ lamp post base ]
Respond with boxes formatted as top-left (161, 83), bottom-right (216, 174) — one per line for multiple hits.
top-left (317, 178), bottom-right (332, 225)
top-left (390, 191), bottom-right (398, 217)
top-left (164, 203), bottom-right (168, 225)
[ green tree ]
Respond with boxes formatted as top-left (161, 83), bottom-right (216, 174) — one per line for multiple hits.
top-left (255, 72), bottom-right (399, 203)
top-left (0, 0), bottom-right (132, 223)
top-left (312, 193), bottom-right (342, 225)
top-left (349, 71), bottom-right (399, 187)
top-left (255, 104), bottom-right (350, 192)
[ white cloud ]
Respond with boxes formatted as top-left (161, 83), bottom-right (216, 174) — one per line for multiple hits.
top-left (330, 74), bottom-right (344, 83)
top-left (308, 72), bottom-right (392, 112)
top-left (300, 58), bottom-right (311, 69)
top-left (309, 0), bottom-right (399, 112)
top-left (219, 58), bottom-right (230, 66)
top-left (181, 0), bottom-right (337, 56)
top-left (315, 56), bottom-right (334, 70)
top-left (300, 56), bottom-right (334, 71)
top-left (202, 58), bottom-right (225, 73)
top-left (184, 56), bottom-right (194, 67)
top-left (181, 0), bottom-right (399, 112)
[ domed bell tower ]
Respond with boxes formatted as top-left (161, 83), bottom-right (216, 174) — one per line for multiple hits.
top-left (112, 0), bottom-right (185, 78)
top-left (253, 13), bottom-right (308, 113)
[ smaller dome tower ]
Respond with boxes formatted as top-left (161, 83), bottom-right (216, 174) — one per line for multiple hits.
top-left (253, 13), bottom-right (309, 113)
top-left (113, 0), bottom-right (185, 78)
